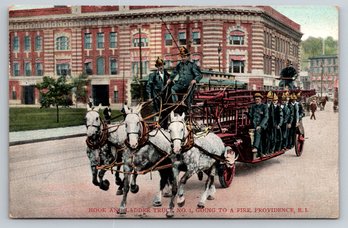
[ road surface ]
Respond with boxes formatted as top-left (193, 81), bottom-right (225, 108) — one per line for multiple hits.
top-left (9, 102), bottom-right (338, 218)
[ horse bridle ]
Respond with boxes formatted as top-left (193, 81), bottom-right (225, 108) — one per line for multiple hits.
top-left (125, 113), bottom-right (143, 138)
top-left (85, 110), bottom-right (102, 132)
top-left (169, 120), bottom-right (188, 146)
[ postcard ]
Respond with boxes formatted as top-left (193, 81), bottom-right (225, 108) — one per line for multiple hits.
top-left (8, 5), bottom-right (339, 218)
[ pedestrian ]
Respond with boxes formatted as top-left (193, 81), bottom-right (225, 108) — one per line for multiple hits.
top-left (248, 93), bottom-right (269, 157)
top-left (88, 96), bottom-right (93, 108)
top-left (103, 103), bottom-right (112, 124)
top-left (121, 101), bottom-right (128, 120)
top-left (166, 46), bottom-right (202, 109)
top-left (310, 99), bottom-right (317, 120)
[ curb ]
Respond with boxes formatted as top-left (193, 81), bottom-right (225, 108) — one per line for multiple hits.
top-left (9, 133), bottom-right (86, 146)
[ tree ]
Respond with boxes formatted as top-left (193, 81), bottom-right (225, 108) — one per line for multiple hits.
top-left (71, 73), bottom-right (90, 104)
top-left (36, 75), bottom-right (74, 123)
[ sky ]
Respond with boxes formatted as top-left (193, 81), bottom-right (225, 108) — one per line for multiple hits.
top-left (9, 5), bottom-right (339, 41)
top-left (272, 6), bottom-right (339, 40)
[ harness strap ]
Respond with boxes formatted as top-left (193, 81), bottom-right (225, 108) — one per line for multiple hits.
top-left (86, 122), bottom-right (109, 150)
top-left (192, 143), bottom-right (227, 163)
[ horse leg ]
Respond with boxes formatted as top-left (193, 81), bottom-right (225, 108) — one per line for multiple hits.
top-left (198, 166), bottom-right (215, 208)
top-left (98, 169), bottom-right (110, 191)
top-left (118, 167), bottom-right (131, 215)
top-left (130, 173), bottom-right (139, 193)
top-left (177, 170), bottom-right (194, 208)
top-left (114, 167), bottom-right (123, 195)
top-left (91, 166), bottom-right (99, 186)
top-left (166, 160), bottom-right (180, 218)
top-left (153, 168), bottom-right (173, 207)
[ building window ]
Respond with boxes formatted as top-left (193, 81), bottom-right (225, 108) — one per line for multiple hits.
top-left (12, 91), bottom-right (17, 100)
top-left (178, 32), bottom-right (186, 45)
top-left (110, 32), bottom-right (117, 48)
top-left (25, 62), bottom-right (31, 76)
top-left (24, 36), bottom-right (31, 51)
top-left (229, 60), bottom-right (245, 73)
top-left (97, 33), bottom-right (104, 49)
top-left (84, 61), bottom-right (93, 75)
top-left (132, 62), bottom-right (138, 78)
top-left (97, 57), bottom-right (105, 75)
top-left (35, 36), bottom-right (42, 51)
top-left (131, 61), bottom-right (148, 78)
top-left (192, 32), bottom-right (201, 45)
top-left (13, 36), bottom-right (19, 51)
top-left (110, 58), bottom-right (117, 75)
top-left (164, 60), bottom-right (172, 68)
top-left (13, 63), bottom-right (19, 76)
top-left (113, 91), bottom-right (118, 103)
top-left (133, 34), bottom-right (149, 47)
top-left (84, 33), bottom-right (92, 49)
top-left (230, 35), bottom-right (244, 45)
top-left (56, 63), bottom-right (70, 76)
top-left (56, 36), bottom-right (69, 50)
top-left (165, 33), bottom-right (172, 46)
top-left (35, 63), bottom-right (43, 76)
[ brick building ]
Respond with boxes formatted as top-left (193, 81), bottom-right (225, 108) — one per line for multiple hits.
top-left (8, 5), bottom-right (302, 105)
top-left (308, 55), bottom-right (339, 98)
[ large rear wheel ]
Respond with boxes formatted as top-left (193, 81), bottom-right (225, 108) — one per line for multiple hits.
top-left (218, 163), bottom-right (235, 188)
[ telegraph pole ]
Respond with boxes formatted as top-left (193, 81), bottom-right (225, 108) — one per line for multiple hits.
top-left (138, 28), bottom-right (143, 101)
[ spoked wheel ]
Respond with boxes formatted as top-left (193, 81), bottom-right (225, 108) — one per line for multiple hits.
top-left (294, 133), bottom-right (304, 157)
top-left (218, 163), bottom-right (235, 188)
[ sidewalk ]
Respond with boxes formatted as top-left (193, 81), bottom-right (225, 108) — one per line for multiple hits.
top-left (9, 125), bottom-right (86, 146)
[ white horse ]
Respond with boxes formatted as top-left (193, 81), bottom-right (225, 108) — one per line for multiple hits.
top-left (166, 111), bottom-right (237, 217)
top-left (118, 104), bottom-right (175, 215)
top-left (85, 104), bottom-right (125, 194)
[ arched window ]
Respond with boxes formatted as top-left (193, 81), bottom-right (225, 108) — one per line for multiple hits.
top-left (229, 30), bottom-right (245, 45)
top-left (56, 36), bottom-right (69, 50)
top-left (133, 33), bottom-right (149, 47)
top-left (97, 57), bottom-right (105, 75)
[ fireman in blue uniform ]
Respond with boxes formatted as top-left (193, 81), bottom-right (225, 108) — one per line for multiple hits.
top-left (248, 93), bottom-right (269, 157)
top-left (167, 46), bottom-right (202, 108)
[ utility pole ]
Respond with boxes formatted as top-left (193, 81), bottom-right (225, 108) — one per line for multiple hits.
top-left (186, 16), bottom-right (191, 51)
top-left (321, 59), bottom-right (324, 98)
top-left (218, 43), bottom-right (222, 72)
top-left (138, 28), bottom-right (143, 102)
top-left (123, 57), bottom-right (125, 104)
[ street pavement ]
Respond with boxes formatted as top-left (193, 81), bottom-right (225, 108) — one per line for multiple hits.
top-left (8, 101), bottom-right (339, 218)
top-left (9, 125), bottom-right (86, 146)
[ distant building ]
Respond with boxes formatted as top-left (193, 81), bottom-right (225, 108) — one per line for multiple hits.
top-left (308, 55), bottom-right (338, 98)
top-left (9, 5), bottom-right (302, 105)
top-left (299, 71), bottom-right (310, 90)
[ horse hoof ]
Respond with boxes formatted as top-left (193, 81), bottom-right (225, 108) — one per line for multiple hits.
top-left (92, 180), bottom-right (99, 186)
top-left (177, 199), bottom-right (185, 207)
top-left (99, 179), bottom-right (110, 191)
top-left (197, 202), bottom-right (205, 208)
top-left (116, 178), bottom-right (122, 186)
top-left (166, 209), bottom-right (174, 218)
top-left (153, 201), bottom-right (162, 207)
top-left (207, 195), bottom-right (215, 200)
top-left (116, 188), bottom-right (123, 195)
top-left (130, 184), bottom-right (139, 193)
top-left (117, 208), bottom-right (127, 215)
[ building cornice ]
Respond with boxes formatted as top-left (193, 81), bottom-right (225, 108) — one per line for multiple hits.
top-left (9, 6), bottom-right (300, 35)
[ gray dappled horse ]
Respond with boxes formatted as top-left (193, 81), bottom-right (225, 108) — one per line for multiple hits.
top-left (167, 112), bottom-right (237, 217)
top-left (118, 104), bottom-right (174, 215)
top-left (85, 104), bottom-right (124, 194)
